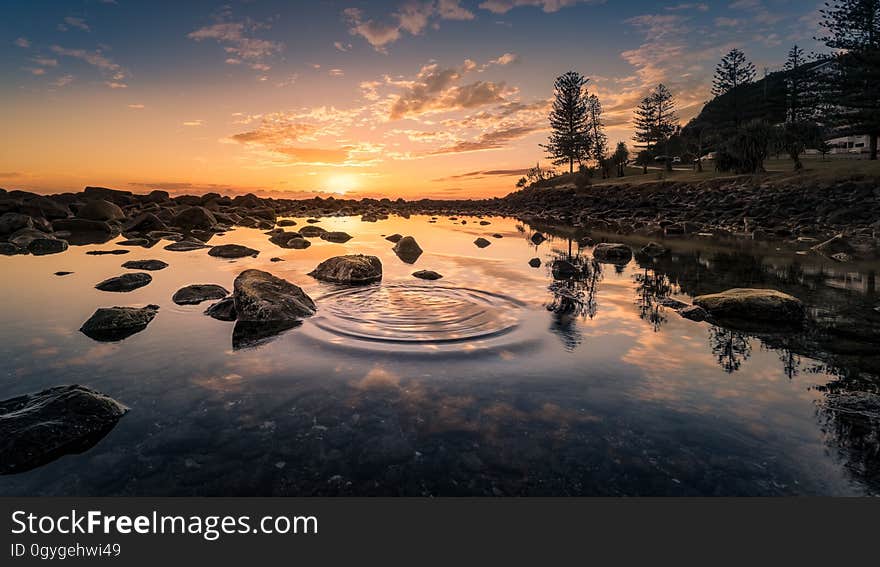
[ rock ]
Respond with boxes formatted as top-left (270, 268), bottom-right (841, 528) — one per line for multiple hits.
top-left (694, 288), bottom-right (805, 326)
top-left (679, 305), bottom-right (708, 322)
top-left (812, 234), bottom-right (854, 256)
top-left (77, 199), bottom-right (125, 222)
top-left (0, 212), bottom-right (33, 235)
top-left (306, 218), bottom-right (320, 224)
top-left (531, 233), bottom-right (547, 245)
top-left (392, 236), bottom-right (423, 264)
top-left (123, 213), bottom-right (167, 233)
top-left (117, 238), bottom-right (151, 247)
top-left (412, 270), bottom-right (443, 280)
top-left (276, 219), bottom-right (297, 227)
top-left (385, 234), bottom-right (403, 243)
top-left (80, 304), bottom-right (159, 341)
top-left (171, 206), bottom-right (217, 231)
top-left (164, 240), bottom-right (209, 252)
top-left (640, 242), bottom-right (667, 257)
top-left (0, 385), bottom-right (128, 475)
top-left (659, 298), bottom-right (690, 310)
top-left (232, 320), bottom-right (301, 350)
top-left (831, 252), bottom-right (852, 263)
top-left (309, 255), bottom-right (383, 285)
top-left (122, 259), bottom-right (168, 271)
top-left (28, 238), bottom-right (68, 256)
top-left (172, 284), bottom-right (229, 305)
top-left (270, 257), bottom-right (284, 262)
top-left (233, 269), bottom-right (317, 322)
top-left (593, 243), bottom-right (633, 264)
top-left (480, 221), bottom-right (491, 225)
top-left (20, 196), bottom-right (70, 219)
top-left (9, 228), bottom-right (49, 248)
top-left (492, 233), bottom-right (503, 239)
top-left (54, 271), bottom-right (74, 276)
top-left (474, 237), bottom-right (492, 248)
top-left (551, 260), bottom-right (578, 279)
top-left (0, 242), bottom-right (23, 255)
top-left (95, 273), bottom-right (153, 292)
top-left (204, 297), bottom-right (237, 321)
top-left (86, 249), bottom-right (129, 256)
top-left (209, 244), bottom-right (260, 259)
top-left (321, 231), bottom-right (353, 243)
top-left (528, 258), bottom-right (541, 268)
top-left (299, 225), bottom-right (328, 238)
top-left (53, 218), bottom-right (116, 234)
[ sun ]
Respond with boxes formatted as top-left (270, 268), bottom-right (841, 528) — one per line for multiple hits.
top-left (325, 173), bottom-right (360, 194)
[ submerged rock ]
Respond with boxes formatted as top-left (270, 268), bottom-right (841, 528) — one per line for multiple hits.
top-left (528, 258), bottom-right (542, 268)
top-left (54, 271), bottom-right (74, 276)
top-left (233, 269), bottom-right (316, 322)
top-left (640, 242), bottom-right (667, 257)
top-left (95, 273), bottom-right (152, 292)
top-left (208, 244), bottom-right (259, 258)
top-left (0, 385), bottom-right (128, 475)
top-left (122, 259), bottom-right (168, 271)
top-left (679, 305), bottom-right (708, 322)
top-left (551, 260), bottom-right (578, 280)
top-left (173, 284), bottom-right (229, 305)
top-left (392, 236), bottom-right (423, 264)
top-left (309, 255), bottom-right (383, 285)
top-left (531, 233), bottom-right (547, 245)
top-left (592, 243), bottom-right (633, 264)
top-left (164, 240), bottom-right (209, 252)
top-left (232, 320), bottom-right (301, 350)
top-left (385, 234), bottom-right (403, 243)
top-left (694, 288), bottom-right (805, 327)
top-left (86, 249), bottom-right (129, 256)
top-left (474, 237), bottom-right (492, 248)
top-left (412, 270), bottom-right (443, 280)
top-left (204, 296), bottom-right (237, 321)
top-left (298, 225), bottom-right (328, 238)
top-left (321, 231), bottom-right (353, 243)
top-left (276, 219), bottom-right (297, 227)
top-left (80, 304), bottom-right (159, 341)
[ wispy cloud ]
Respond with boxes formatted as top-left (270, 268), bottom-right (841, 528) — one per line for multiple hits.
top-left (50, 45), bottom-right (129, 88)
top-left (343, 1), bottom-right (475, 52)
top-left (58, 16), bottom-right (90, 32)
top-left (188, 7), bottom-right (282, 72)
top-left (14, 37), bottom-right (30, 48)
top-left (477, 0), bottom-right (605, 15)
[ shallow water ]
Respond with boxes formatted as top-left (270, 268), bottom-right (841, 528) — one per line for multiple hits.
top-left (1, 214), bottom-right (879, 496)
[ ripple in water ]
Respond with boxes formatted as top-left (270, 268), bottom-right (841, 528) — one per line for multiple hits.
top-left (303, 283), bottom-right (530, 354)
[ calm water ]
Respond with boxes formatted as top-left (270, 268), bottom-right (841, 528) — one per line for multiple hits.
top-left (1, 214), bottom-right (879, 496)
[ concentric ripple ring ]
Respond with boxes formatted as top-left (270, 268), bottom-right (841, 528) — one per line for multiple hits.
top-left (303, 283), bottom-right (527, 352)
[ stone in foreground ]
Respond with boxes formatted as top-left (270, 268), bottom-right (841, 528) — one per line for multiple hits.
top-left (208, 244), bottom-right (260, 259)
top-left (28, 238), bottom-right (68, 256)
top-left (122, 259), bottom-right (168, 271)
top-left (205, 296), bottom-right (237, 321)
top-left (173, 284), bottom-right (229, 305)
top-left (80, 304), bottom-right (159, 341)
top-left (694, 288), bottom-right (805, 326)
top-left (0, 385), bottom-right (128, 475)
top-left (592, 243), bottom-right (633, 264)
top-left (309, 255), bottom-right (383, 285)
top-left (528, 258), bottom-right (541, 268)
top-left (474, 237), bottom-right (492, 248)
top-left (95, 273), bottom-right (152, 292)
top-left (412, 270), bottom-right (443, 280)
top-left (233, 269), bottom-right (316, 322)
top-left (320, 231), bottom-right (353, 243)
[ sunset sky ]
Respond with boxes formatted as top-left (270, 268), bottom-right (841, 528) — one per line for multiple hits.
top-left (2, 0), bottom-right (826, 199)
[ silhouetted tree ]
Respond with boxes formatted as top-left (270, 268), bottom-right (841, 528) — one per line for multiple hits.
top-left (633, 84), bottom-right (679, 172)
top-left (713, 48), bottom-right (757, 128)
top-left (818, 0), bottom-right (880, 159)
top-left (585, 94), bottom-right (609, 176)
top-left (542, 72), bottom-right (591, 173)
top-left (611, 142), bottom-right (630, 177)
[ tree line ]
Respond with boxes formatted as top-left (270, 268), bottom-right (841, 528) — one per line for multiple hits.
top-left (523, 0), bottom-right (880, 187)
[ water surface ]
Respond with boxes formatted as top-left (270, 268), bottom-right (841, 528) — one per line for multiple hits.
top-left (1, 214), bottom-right (878, 496)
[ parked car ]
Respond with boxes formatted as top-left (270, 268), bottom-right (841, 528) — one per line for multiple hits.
top-left (672, 156), bottom-right (682, 164)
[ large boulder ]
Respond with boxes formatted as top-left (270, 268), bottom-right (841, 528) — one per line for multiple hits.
top-left (53, 218), bottom-right (117, 234)
top-left (123, 212), bottom-right (167, 233)
top-left (171, 206), bottom-right (217, 231)
top-left (309, 255), bottom-right (383, 284)
top-left (95, 273), bottom-right (153, 292)
top-left (208, 244), bottom-right (259, 259)
top-left (20, 196), bottom-right (71, 220)
top-left (0, 212), bottom-right (33, 235)
top-left (233, 269), bottom-right (316, 322)
top-left (592, 243), bottom-right (633, 264)
top-left (173, 284), bottom-right (229, 305)
top-left (80, 304), bottom-right (159, 341)
top-left (474, 237), bottom-right (492, 248)
top-left (77, 199), bottom-right (125, 222)
top-left (392, 236), bottom-right (423, 264)
top-left (694, 288), bottom-right (805, 326)
top-left (0, 385), bottom-right (128, 475)
top-left (298, 225), bottom-right (327, 238)
top-left (28, 237), bottom-right (68, 256)
top-left (204, 297), bottom-right (237, 321)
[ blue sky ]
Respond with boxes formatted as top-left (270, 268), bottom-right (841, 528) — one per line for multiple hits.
top-left (1, 0), bottom-right (827, 197)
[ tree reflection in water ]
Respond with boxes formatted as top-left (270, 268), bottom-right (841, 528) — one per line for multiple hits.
top-left (545, 239), bottom-right (602, 351)
top-left (708, 326), bottom-right (753, 374)
top-left (633, 268), bottom-right (675, 332)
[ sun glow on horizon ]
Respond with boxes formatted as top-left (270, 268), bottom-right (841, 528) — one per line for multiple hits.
top-left (324, 173), bottom-right (360, 195)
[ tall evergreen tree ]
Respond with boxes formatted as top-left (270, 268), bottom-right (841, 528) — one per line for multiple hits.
top-left (713, 48), bottom-right (757, 127)
top-left (632, 84), bottom-right (679, 173)
top-left (586, 94), bottom-right (608, 175)
top-left (784, 44), bottom-right (813, 122)
top-left (818, 0), bottom-right (880, 159)
top-left (542, 71), bottom-right (591, 173)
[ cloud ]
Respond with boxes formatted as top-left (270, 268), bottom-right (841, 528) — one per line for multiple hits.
top-left (665, 3), bottom-right (709, 11)
top-left (490, 52), bottom-right (521, 65)
top-left (477, 0), bottom-right (604, 14)
top-left (334, 41), bottom-right (352, 52)
top-left (50, 45), bottom-right (129, 87)
top-left (58, 17), bottom-right (90, 32)
top-left (329, 68), bottom-right (345, 77)
top-left (14, 38), bottom-right (31, 48)
top-left (51, 74), bottom-right (74, 88)
top-left (183, 120), bottom-right (204, 127)
top-left (128, 103), bottom-right (145, 109)
top-left (433, 168), bottom-right (531, 181)
top-left (343, 1), bottom-right (475, 51)
top-left (429, 125), bottom-right (543, 154)
top-left (188, 9), bottom-right (282, 72)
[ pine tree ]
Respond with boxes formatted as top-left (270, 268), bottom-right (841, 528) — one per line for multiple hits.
top-left (713, 48), bottom-right (757, 127)
top-left (542, 72), bottom-right (591, 173)
top-left (632, 84), bottom-right (679, 173)
top-left (611, 142), bottom-right (629, 177)
top-left (783, 44), bottom-right (818, 123)
top-left (818, 0), bottom-right (880, 159)
top-left (586, 94), bottom-right (608, 175)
